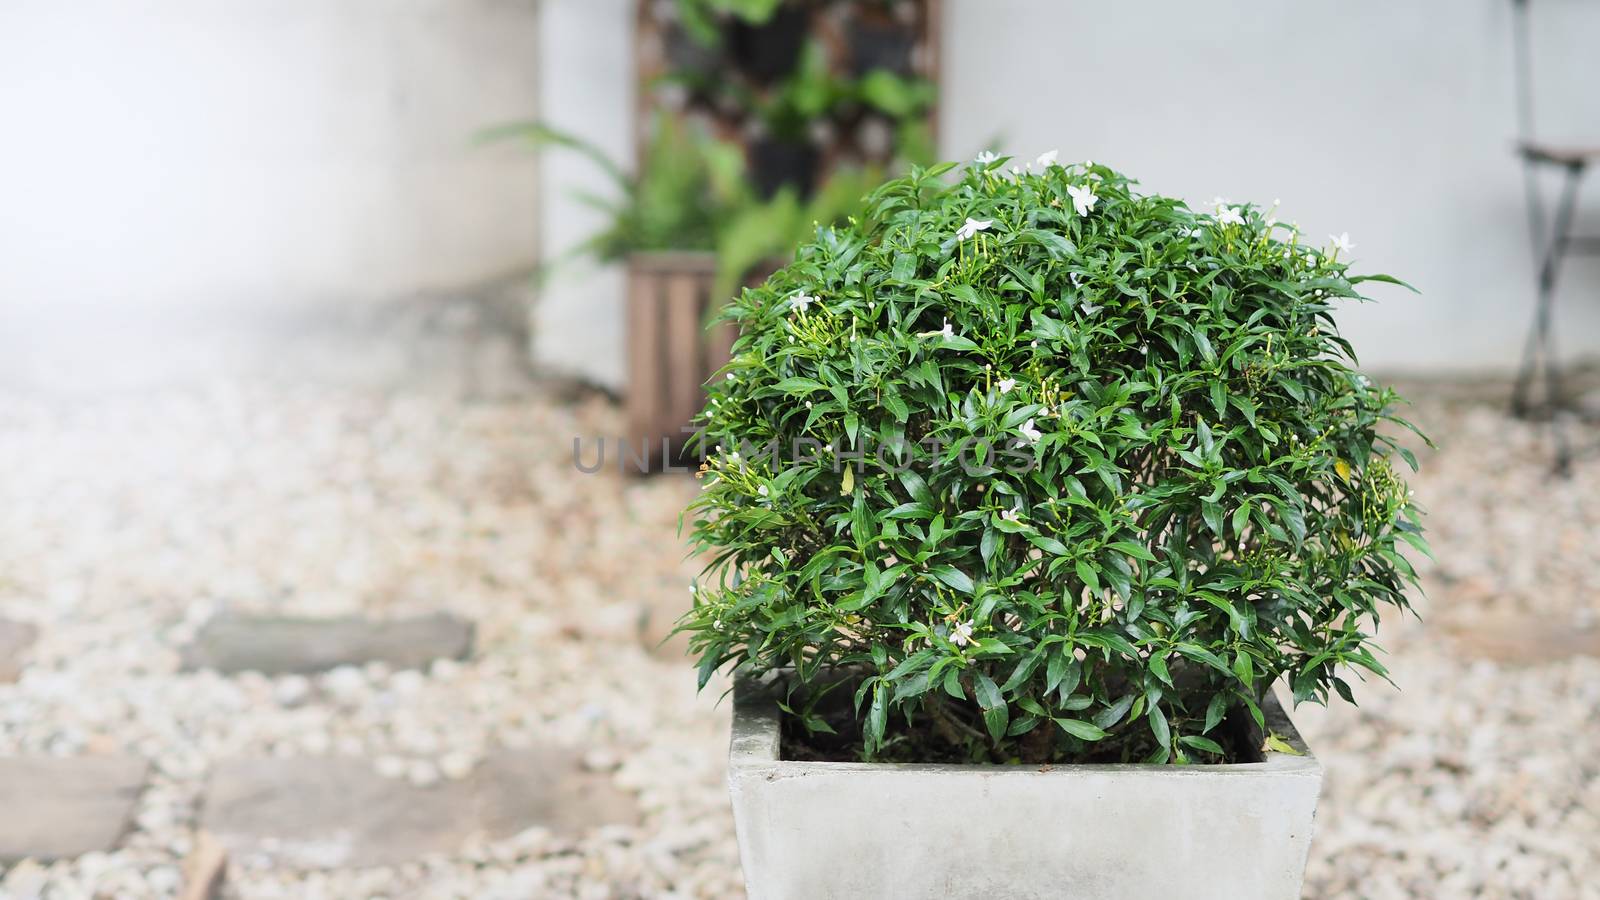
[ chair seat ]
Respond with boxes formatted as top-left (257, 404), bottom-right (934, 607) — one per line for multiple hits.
top-left (1518, 141), bottom-right (1600, 166)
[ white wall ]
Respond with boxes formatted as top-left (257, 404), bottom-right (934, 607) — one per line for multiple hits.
top-left (534, 0), bottom-right (1600, 384)
top-left (941, 0), bottom-right (1600, 373)
top-left (533, 0), bottom-right (633, 392)
top-left (0, 0), bottom-right (541, 329)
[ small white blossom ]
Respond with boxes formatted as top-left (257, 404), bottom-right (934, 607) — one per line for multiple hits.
top-left (804, 400), bottom-right (813, 409)
top-left (1019, 418), bottom-right (1043, 443)
top-left (1009, 165), bottom-right (1023, 177)
top-left (956, 217), bottom-right (993, 241)
top-left (1036, 149), bottom-right (1060, 168)
top-left (1081, 301), bottom-right (1103, 316)
top-left (1067, 183), bottom-right (1099, 217)
top-left (1083, 159), bottom-right (1094, 168)
top-left (1139, 344), bottom-right (1149, 355)
top-left (1000, 508), bottom-right (1023, 525)
top-left (1329, 232), bottom-right (1355, 254)
top-left (1216, 206), bottom-right (1245, 227)
top-left (1030, 340), bottom-right (1039, 348)
top-left (950, 620), bottom-right (975, 647)
top-left (975, 150), bottom-right (998, 165)
top-left (997, 377), bottom-right (1017, 394)
top-left (788, 292), bottom-right (815, 313)
top-left (1211, 196), bottom-right (1230, 210)
top-left (725, 372), bottom-right (737, 381)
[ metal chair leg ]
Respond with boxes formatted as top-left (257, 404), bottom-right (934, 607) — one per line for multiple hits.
top-left (1511, 161), bottom-right (1585, 474)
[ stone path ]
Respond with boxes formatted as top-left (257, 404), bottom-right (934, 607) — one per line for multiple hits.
top-left (203, 749), bottom-right (637, 869)
top-left (180, 613), bottom-right (474, 675)
top-left (0, 618), bottom-right (37, 683)
top-left (0, 300), bottom-right (735, 899)
top-left (0, 757), bottom-right (148, 863)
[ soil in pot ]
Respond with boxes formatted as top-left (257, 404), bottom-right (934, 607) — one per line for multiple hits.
top-left (778, 678), bottom-right (1268, 766)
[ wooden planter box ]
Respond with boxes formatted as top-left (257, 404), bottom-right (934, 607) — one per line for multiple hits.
top-left (626, 253), bottom-right (738, 473)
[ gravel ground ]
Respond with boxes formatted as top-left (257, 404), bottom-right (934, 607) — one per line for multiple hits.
top-left (0, 302), bottom-right (1597, 898)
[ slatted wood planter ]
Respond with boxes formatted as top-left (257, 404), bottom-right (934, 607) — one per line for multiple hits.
top-left (626, 252), bottom-right (739, 473)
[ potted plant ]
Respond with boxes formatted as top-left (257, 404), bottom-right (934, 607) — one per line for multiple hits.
top-left (682, 154), bottom-right (1428, 898)
top-left (483, 116), bottom-right (885, 470)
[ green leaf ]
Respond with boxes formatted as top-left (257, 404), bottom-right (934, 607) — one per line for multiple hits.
top-left (1106, 540), bottom-right (1155, 562)
top-left (1148, 703), bottom-right (1171, 749)
top-left (1054, 718), bottom-right (1108, 741)
top-left (974, 673), bottom-right (1004, 709)
top-left (930, 565), bottom-right (975, 594)
top-left (1178, 734), bottom-right (1226, 756)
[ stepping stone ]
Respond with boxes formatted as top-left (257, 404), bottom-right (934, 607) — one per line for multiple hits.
top-left (180, 612), bottom-right (473, 674)
top-left (1441, 613), bottom-right (1600, 665)
top-left (0, 618), bottom-right (39, 683)
top-left (202, 748), bottom-right (637, 868)
top-left (0, 757), bottom-right (150, 863)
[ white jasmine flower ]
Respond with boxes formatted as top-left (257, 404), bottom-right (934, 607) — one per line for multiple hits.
top-left (804, 400), bottom-right (813, 409)
top-left (1036, 149), bottom-right (1060, 168)
top-left (1067, 184), bottom-right (1099, 217)
top-left (956, 217), bottom-right (993, 241)
top-left (1139, 344), bottom-right (1149, 355)
top-left (1329, 232), bottom-right (1355, 254)
top-left (1211, 196), bottom-right (1230, 210)
top-left (1083, 159), bottom-right (1094, 168)
top-left (997, 377), bottom-right (1017, 394)
top-left (950, 620), bottom-right (975, 647)
top-left (757, 484), bottom-right (769, 499)
top-left (1216, 206), bottom-right (1245, 226)
top-left (975, 150), bottom-right (998, 165)
top-left (1000, 507), bottom-right (1023, 525)
top-left (725, 372), bottom-right (737, 381)
top-left (918, 318), bottom-right (957, 340)
top-left (1030, 340), bottom-right (1039, 348)
top-left (1019, 418), bottom-right (1043, 443)
top-left (789, 292), bottom-right (815, 313)
top-left (1009, 165), bottom-right (1023, 177)
top-left (1081, 301), bottom-right (1103, 316)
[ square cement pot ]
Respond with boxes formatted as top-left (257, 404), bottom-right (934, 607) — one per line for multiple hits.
top-left (728, 678), bottom-right (1322, 900)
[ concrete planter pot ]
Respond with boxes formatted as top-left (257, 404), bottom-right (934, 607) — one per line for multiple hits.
top-left (728, 678), bottom-right (1322, 900)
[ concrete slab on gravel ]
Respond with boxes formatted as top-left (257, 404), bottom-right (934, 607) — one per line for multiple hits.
top-left (0, 617), bottom-right (39, 682)
top-left (180, 612), bottom-right (473, 674)
top-left (201, 748), bottom-right (638, 868)
top-left (0, 757), bottom-right (150, 862)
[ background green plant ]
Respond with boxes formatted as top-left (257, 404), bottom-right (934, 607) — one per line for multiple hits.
top-left (481, 117), bottom-right (882, 295)
top-left (682, 156), bottom-right (1429, 765)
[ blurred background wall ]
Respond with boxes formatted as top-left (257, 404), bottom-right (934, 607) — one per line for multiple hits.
top-left (1, 1), bottom-right (1595, 384)
top-left (536, 0), bottom-right (1600, 391)
top-left (0, 0), bottom-right (541, 334)
top-left (939, 0), bottom-right (1600, 375)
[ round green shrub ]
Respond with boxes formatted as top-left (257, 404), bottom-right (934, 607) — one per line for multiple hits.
top-left (682, 154), bottom-right (1427, 764)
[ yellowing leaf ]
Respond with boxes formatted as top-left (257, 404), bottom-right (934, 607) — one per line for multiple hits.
top-left (1262, 732), bottom-right (1304, 756)
top-left (840, 465), bottom-right (855, 496)
top-left (1334, 459), bottom-right (1351, 484)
